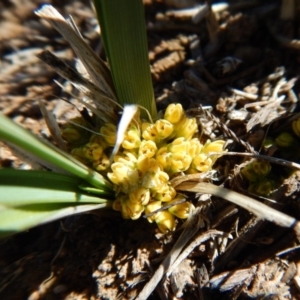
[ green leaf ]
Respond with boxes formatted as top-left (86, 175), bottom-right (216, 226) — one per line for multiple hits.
top-left (0, 202), bottom-right (110, 238)
top-left (0, 113), bottom-right (113, 191)
top-left (0, 169), bottom-right (113, 238)
top-left (93, 0), bottom-right (157, 119)
top-left (0, 169), bottom-right (112, 206)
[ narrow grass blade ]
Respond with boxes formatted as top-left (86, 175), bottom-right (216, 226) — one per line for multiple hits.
top-left (177, 181), bottom-right (298, 229)
top-left (0, 202), bottom-right (111, 239)
top-left (0, 169), bottom-right (112, 207)
top-left (93, 0), bottom-right (157, 119)
top-left (0, 113), bottom-right (112, 191)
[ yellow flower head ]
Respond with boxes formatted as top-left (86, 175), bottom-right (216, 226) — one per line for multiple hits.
top-left (169, 152), bottom-right (192, 173)
top-left (202, 140), bottom-right (225, 154)
top-left (168, 137), bottom-right (190, 153)
top-left (83, 142), bottom-right (103, 161)
top-left (93, 153), bottom-right (110, 171)
top-left (155, 211), bottom-right (176, 233)
top-left (139, 140), bottom-right (157, 158)
top-left (188, 138), bottom-right (203, 157)
top-left (129, 187), bottom-right (150, 206)
top-left (156, 146), bottom-right (171, 169)
top-left (173, 117), bottom-right (198, 140)
top-left (100, 123), bottom-right (117, 147)
top-left (168, 197), bottom-right (195, 219)
top-left (142, 122), bottom-right (160, 142)
top-left (164, 103), bottom-right (184, 124)
top-left (155, 186), bottom-right (176, 202)
top-left (122, 125), bottom-right (141, 149)
top-left (155, 119), bottom-right (174, 139)
top-left (120, 197), bottom-right (144, 220)
top-left (145, 201), bottom-right (162, 223)
top-left (188, 153), bottom-right (212, 173)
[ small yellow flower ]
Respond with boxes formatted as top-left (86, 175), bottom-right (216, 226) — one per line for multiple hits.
top-left (155, 211), bottom-right (176, 233)
top-left (122, 127), bottom-right (141, 149)
top-left (188, 138), bottom-right (203, 157)
top-left (188, 153), bottom-right (212, 173)
top-left (164, 103), bottom-right (184, 124)
top-left (129, 187), bottom-right (150, 206)
top-left (292, 118), bottom-right (300, 137)
top-left (173, 117), bottom-right (198, 140)
top-left (93, 153), bottom-right (110, 171)
top-left (168, 137), bottom-right (190, 153)
top-left (142, 122), bottom-right (160, 142)
top-left (155, 119), bottom-right (174, 139)
top-left (61, 127), bottom-right (82, 144)
top-left (156, 146), bottom-right (171, 169)
top-left (100, 123), bottom-right (117, 146)
top-left (155, 186), bottom-right (176, 202)
top-left (71, 147), bottom-right (86, 163)
top-left (139, 140), bottom-right (157, 158)
top-left (168, 197), bottom-right (195, 219)
top-left (61, 117), bottom-right (89, 145)
top-left (108, 162), bottom-right (139, 189)
top-left (169, 152), bottom-right (192, 173)
top-left (145, 201), bottom-right (162, 223)
top-left (121, 197), bottom-right (144, 220)
top-left (83, 142), bottom-right (103, 161)
top-left (202, 140), bottom-right (225, 154)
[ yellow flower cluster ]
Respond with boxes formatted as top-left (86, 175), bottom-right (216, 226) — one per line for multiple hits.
top-left (62, 104), bottom-right (225, 233)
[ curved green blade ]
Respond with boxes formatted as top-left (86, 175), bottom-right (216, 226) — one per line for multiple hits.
top-left (0, 202), bottom-right (111, 238)
top-left (0, 113), bottom-right (112, 191)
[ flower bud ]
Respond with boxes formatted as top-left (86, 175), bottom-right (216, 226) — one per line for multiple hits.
top-left (93, 153), bottom-right (110, 171)
top-left (168, 137), bottom-right (190, 153)
top-left (71, 147), bottom-right (86, 163)
top-left (164, 103), bottom-right (184, 124)
top-left (83, 142), bottom-right (103, 161)
top-left (188, 153), bottom-right (212, 173)
top-left (275, 132), bottom-right (296, 148)
top-left (155, 119), bottom-right (174, 139)
top-left (121, 197), bottom-right (144, 220)
top-left (139, 140), bottom-right (157, 158)
top-left (173, 117), bottom-right (198, 140)
top-left (145, 201), bottom-right (162, 223)
top-left (129, 187), bottom-right (151, 206)
top-left (155, 186), bottom-right (176, 202)
top-left (61, 117), bottom-right (89, 144)
top-left (100, 123), bottom-right (117, 146)
top-left (202, 140), bottom-right (225, 154)
top-left (156, 146), bottom-right (170, 169)
top-left (168, 198), bottom-right (195, 219)
top-left (61, 127), bottom-right (82, 144)
top-left (155, 211), bottom-right (176, 233)
top-left (188, 138), bottom-right (203, 157)
top-left (169, 152), bottom-right (192, 173)
top-left (142, 122), bottom-right (159, 142)
top-left (122, 127), bottom-right (141, 149)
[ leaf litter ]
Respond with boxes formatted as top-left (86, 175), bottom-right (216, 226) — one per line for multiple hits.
top-left (1, 0), bottom-right (300, 299)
